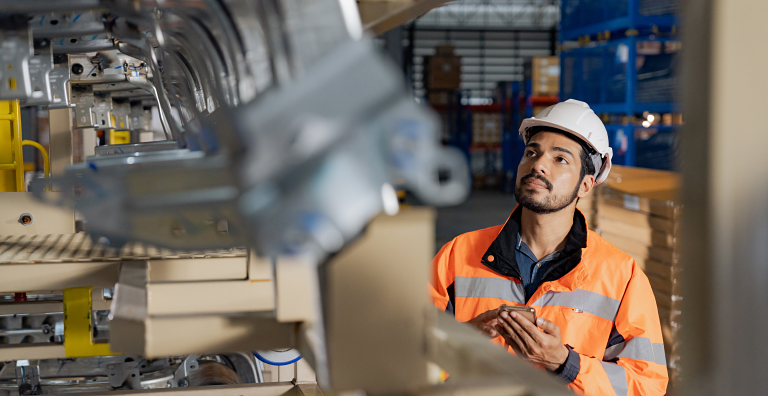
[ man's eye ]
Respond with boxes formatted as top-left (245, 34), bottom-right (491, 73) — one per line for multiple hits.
top-left (556, 156), bottom-right (568, 164)
top-left (526, 151), bottom-right (536, 157)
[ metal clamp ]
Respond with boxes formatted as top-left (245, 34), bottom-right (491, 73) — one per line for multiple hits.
top-left (107, 362), bottom-right (141, 390)
top-left (15, 360), bottom-right (41, 395)
top-left (173, 354), bottom-right (199, 387)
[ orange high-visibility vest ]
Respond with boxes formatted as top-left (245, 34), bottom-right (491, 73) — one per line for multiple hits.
top-left (431, 207), bottom-right (668, 396)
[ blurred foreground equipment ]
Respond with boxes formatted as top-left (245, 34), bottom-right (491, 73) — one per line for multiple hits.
top-left (0, 0), bottom-right (573, 395)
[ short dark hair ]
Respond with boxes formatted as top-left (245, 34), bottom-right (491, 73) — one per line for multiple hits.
top-left (525, 126), bottom-right (596, 182)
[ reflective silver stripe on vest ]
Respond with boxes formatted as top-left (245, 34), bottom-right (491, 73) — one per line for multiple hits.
top-left (599, 361), bottom-right (628, 396)
top-left (454, 276), bottom-right (525, 304)
top-left (605, 336), bottom-right (667, 366)
top-left (531, 289), bottom-right (621, 322)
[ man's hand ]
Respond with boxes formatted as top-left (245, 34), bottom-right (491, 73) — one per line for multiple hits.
top-left (467, 308), bottom-right (502, 338)
top-left (498, 311), bottom-right (569, 371)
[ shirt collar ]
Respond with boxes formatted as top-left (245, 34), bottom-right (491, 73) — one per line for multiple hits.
top-left (481, 206), bottom-right (588, 280)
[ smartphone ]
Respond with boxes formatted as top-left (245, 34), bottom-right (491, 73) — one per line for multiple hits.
top-left (498, 304), bottom-right (537, 324)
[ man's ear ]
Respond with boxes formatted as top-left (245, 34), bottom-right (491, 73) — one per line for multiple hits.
top-left (578, 174), bottom-right (596, 198)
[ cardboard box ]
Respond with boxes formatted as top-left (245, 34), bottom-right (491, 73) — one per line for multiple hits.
top-left (599, 165), bottom-right (681, 220)
top-left (600, 231), bottom-right (651, 260)
top-left (647, 272), bottom-right (673, 295)
top-left (529, 56), bottom-right (560, 96)
top-left (435, 45), bottom-right (455, 55)
top-left (599, 187), bottom-right (680, 220)
top-left (472, 112), bottom-right (501, 145)
top-left (597, 217), bottom-right (676, 248)
top-left (644, 258), bottom-right (680, 282)
top-left (428, 90), bottom-right (458, 107)
top-left (650, 245), bottom-right (678, 264)
top-left (596, 205), bottom-right (677, 233)
top-left (425, 55), bottom-right (461, 90)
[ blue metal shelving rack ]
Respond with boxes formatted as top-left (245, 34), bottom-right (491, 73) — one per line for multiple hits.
top-left (561, 36), bottom-right (680, 116)
top-left (444, 90), bottom-right (473, 170)
top-left (499, 81), bottom-right (524, 191)
top-left (499, 80), bottom-right (559, 190)
top-left (560, 0), bottom-right (678, 41)
top-left (559, 0), bottom-right (679, 169)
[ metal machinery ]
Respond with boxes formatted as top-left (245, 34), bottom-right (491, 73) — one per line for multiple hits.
top-left (0, 1), bottom-right (574, 395)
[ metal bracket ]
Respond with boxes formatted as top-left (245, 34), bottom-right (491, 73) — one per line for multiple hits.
top-left (15, 360), bottom-right (41, 395)
top-left (173, 354), bottom-right (199, 387)
top-left (53, 38), bottom-right (118, 55)
top-left (69, 53), bottom-right (125, 85)
top-left (48, 65), bottom-right (73, 109)
top-left (33, 12), bottom-right (107, 39)
top-left (24, 44), bottom-right (54, 106)
top-left (72, 86), bottom-right (98, 129)
top-left (106, 362), bottom-right (141, 389)
top-left (93, 93), bottom-right (114, 129)
top-left (112, 101), bottom-right (131, 130)
top-left (0, 30), bottom-right (33, 100)
top-left (129, 102), bottom-right (146, 132)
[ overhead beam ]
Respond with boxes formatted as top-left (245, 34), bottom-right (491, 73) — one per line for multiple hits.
top-left (358, 0), bottom-right (453, 35)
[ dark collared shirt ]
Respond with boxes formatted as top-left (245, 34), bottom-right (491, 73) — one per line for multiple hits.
top-left (515, 233), bottom-right (564, 302)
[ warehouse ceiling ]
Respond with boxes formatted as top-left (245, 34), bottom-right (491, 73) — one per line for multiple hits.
top-left (406, 0), bottom-right (560, 100)
top-left (416, 0), bottom-right (559, 30)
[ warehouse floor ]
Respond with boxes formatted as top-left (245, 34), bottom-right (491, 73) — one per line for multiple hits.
top-left (434, 189), bottom-right (517, 253)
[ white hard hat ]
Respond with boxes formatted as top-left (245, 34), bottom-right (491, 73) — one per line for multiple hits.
top-left (518, 99), bottom-right (613, 184)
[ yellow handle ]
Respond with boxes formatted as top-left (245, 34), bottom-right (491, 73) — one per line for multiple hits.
top-left (22, 140), bottom-right (50, 191)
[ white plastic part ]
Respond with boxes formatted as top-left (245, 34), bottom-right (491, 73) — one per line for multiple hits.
top-left (519, 99), bottom-right (613, 184)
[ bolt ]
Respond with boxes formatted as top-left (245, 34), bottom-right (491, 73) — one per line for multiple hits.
top-left (71, 63), bottom-right (84, 75)
top-left (18, 213), bottom-right (33, 226)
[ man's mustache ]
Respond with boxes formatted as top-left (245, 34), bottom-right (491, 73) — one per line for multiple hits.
top-left (520, 173), bottom-right (553, 191)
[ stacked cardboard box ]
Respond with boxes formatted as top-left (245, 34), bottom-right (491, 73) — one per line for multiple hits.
top-left (472, 112), bottom-right (501, 145)
top-left (427, 90), bottom-right (458, 107)
top-left (576, 191), bottom-right (597, 231)
top-left (425, 45), bottom-right (462, 91)
top-left (525, 56), bottom-right (560, 96)
top-left (595, 165), bottom-right (682, 388)
top-left (470, 146), bottom-right (501, 189)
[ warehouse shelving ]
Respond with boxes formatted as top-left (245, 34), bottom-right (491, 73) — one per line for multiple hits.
top-left (559, 0), bottom-right (680, 170)
top-left (605, 123), bottom-right (679, 170)
top-left (560, 36), bottom-right (680, 117)
top-left (560, 0), bottom-right (678, 41)
top-left (497, 80), bottom-right (559, 190)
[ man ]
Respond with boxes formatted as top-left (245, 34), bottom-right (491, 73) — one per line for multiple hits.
top-left (430, 100), bottom-right (668, 395)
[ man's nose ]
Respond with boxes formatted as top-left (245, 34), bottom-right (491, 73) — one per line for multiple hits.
top-left (532, 156), bottom-right (548, 175)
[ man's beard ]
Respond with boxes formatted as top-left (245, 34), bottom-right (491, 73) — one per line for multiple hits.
top-left (513, 173), bottom-right (580, 214)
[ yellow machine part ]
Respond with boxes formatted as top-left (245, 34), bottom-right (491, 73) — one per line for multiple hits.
top-left (110, 131), bottom-right (131, 145)
top-left (0, 100), bottom-right (24, 192)
top-left (63, 287), bottom-right (117, 357)
top-left (109, 114), bottom-right (131, 145)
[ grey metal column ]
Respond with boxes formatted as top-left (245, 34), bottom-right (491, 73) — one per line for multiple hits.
top-left (680, 0), bottom-right (768, 395)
